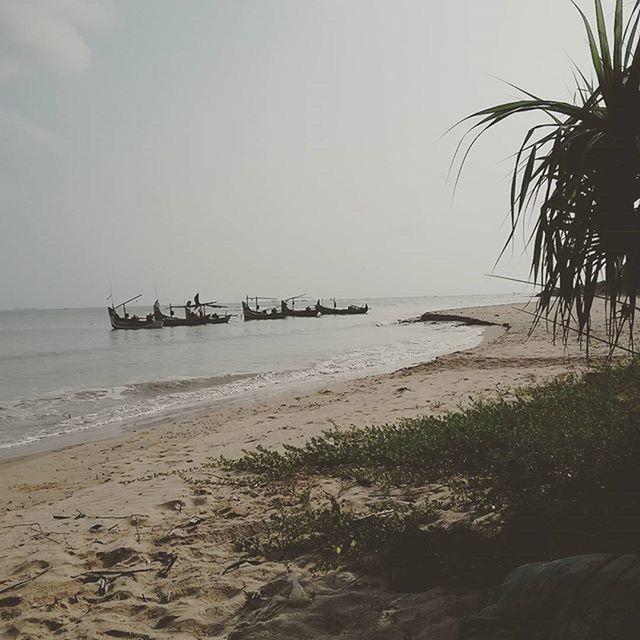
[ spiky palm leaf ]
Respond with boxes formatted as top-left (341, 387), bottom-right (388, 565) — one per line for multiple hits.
top-left (457, 0), bottom-right (640, 351)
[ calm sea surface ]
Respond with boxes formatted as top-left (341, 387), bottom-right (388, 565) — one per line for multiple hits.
top-left (0, 294), bottom-right (526, 455)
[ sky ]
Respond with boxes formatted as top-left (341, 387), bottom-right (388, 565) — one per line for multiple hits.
top-left (0, 0), bottom-right (595, 309)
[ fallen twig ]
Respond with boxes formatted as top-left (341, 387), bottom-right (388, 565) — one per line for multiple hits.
top-left (75, 508), bottom-right (147, 521)
top-left (157, 553), bottom-right (178, 578)
top-left (0, 522), bottom-right (42, 531)
top-left (78, 566), bottom-right (156, 578)
top-left (222, 558), bottom-right (264, 575)
top-left (0, 567), bottom-right (51, 595)
top-left (354, 509), bottom-right (395, 522)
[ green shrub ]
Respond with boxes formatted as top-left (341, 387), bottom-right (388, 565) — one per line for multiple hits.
top-left (223, 361), bottom-right (640, 565)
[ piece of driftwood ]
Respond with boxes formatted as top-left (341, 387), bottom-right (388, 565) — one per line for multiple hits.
top-left (222, 558), bottom-right (264, 575)
top-left (0, 522), bottom-right (42, 530)
top-left (78, 567), bottom-right (156, 578)
top-left (0, 567), bottom-right (51, 595)
top-left (75, 508), bottom-right (147, 520)
top-left (409, 312), bottom-right (504, 327)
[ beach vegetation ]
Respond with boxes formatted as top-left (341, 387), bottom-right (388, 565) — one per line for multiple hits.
top-left (223, 360), bottom-right (640, 580)
top-left (456, 0), bottom-right (640, 350)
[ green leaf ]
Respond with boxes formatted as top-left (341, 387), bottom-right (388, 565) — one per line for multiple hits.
top-left (572, 1), bottom-right (606, 87)
top-left (613, 0), bottom-right (623, 73)
top-left (623, 2), bottom-right (640, 66)
top-left (595, 0), bottom-right (612, 80)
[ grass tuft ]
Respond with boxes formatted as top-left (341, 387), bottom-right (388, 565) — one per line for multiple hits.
top-left (222, 361), bottom-right (640, 573)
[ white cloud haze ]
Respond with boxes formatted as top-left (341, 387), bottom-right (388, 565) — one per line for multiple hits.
top-left (0, 0), bottom-right (596, 309)
top-left (0, 0), bottom-right (112, 80)
top-left (0, 108), bottom-right (57, 144)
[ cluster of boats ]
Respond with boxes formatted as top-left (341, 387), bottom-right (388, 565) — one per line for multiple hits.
top-left (107, 293), bottom-right (369, 330)
top-left (107, 294), bottom-right (231, 330)
top-left (242, 296), bottom-right (369, 320)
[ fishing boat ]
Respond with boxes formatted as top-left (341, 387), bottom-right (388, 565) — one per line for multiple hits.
top-left (242, 297), bottom-right (287, 321)
top-left (316, 299), bottom-right (369, 315)
top-left (107, 295), bottom-right (164, 330)
top-left (281, 301), bottom-right (320, 317)
top-left (154, 298), bottom-right (231, 327)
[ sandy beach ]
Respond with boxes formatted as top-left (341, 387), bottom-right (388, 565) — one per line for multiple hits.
top-left (0, 302), bottom-right (611, 639)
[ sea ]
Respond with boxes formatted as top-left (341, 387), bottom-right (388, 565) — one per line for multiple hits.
top-left (0, 294), bottom-right (526, 458)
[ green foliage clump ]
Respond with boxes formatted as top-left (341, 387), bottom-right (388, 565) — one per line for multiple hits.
top-left (224, 361), bottom-right (640, 518)
top-left (458, 0), bottom-right (640, 350)
top-left (236, 488), bottom-right (438, 560)
top-left (222, 362), bottom-right (640, 571)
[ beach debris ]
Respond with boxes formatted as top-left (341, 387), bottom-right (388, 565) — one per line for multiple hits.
top-left (155, 552), bottom-right (178, 577)
top-left (0, 566), bottom-right (51, 595)
top-left (78, 567), bottom-right (157, 578)
top-left (78, 565), bottom-right (158, 595)
top-left (179, 516), bottom-right (204, 529)
top-left (287, 573), bottom-right (312, 607)
top-left (157, 499), bottom-right (186, 512)
top-left (402, 312), bottom-right (499, 327)
top-left (97, 547), bottom-right (140, 568)
top-left (154, 614), bottom-right (180, 629)
top-left (97, 575), bottom-right (116, 596)
top-left (222, 557), bottom-right (264, 575)
top-left (76, 508), bottom-right (147, 522)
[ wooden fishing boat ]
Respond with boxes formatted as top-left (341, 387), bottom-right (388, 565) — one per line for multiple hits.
top-left (281, 301), bottom-right (320, 317)
top-left (108, 301), bottom-right (164, 330)
top-left (316, 300), bottom-right (369, 315)
top-left (154, 301), bottom-right (231, 327)
top-left (242, 300), bottom-right (286, 321)
top-left (203, 313), bottom-right (232, 325)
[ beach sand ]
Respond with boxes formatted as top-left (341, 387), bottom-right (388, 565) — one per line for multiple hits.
top-left (0, 302), bottom-right (613, 639)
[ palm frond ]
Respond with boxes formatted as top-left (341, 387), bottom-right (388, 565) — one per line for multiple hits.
top-left (455, 0), bottom-right (640, 353)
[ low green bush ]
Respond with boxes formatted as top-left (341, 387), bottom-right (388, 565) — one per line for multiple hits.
top-left (223, 360), bottom-right (640, 567)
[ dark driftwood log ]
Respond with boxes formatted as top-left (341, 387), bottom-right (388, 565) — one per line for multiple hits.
top-left (404, 312), bottom-right (505, 327)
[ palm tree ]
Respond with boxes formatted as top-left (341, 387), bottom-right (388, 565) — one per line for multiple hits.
top-left (457, 0), bottom-right (640, 351)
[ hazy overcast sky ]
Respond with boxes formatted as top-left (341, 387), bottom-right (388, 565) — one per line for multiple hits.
top-left (1, 0), bottom-right (593, 309)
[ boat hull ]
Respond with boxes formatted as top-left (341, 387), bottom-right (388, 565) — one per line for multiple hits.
top-left (242, 301), bottom-right (286, 321)
top-left (203, 315), bottom-right (232, 325)
top-left (161, 313), bottom-right (231, 327)
top-left (315, 302), bottom-right (369, 315)
top-left (108, 307), bottom-right (164, 330)
top-left (281, 302), bottom-right (320, 317)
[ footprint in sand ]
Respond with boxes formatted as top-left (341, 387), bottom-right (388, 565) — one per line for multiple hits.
top-left (0, 595), bottom-right (21, 608)
top-left (97, 546), bottom-right (141, 568)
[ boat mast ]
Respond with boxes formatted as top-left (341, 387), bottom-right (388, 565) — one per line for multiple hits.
top-left (282, 293), bottom-right (307, 309)
top-left (114, 294), bottom-right (142, 316)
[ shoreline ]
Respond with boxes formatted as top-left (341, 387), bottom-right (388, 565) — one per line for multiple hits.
top-left (0, 313), bottom-right (499, 463)
top-left (0, 302), bottom-right (583, 505)
top-left (0, 301), bottom-right (608, 639)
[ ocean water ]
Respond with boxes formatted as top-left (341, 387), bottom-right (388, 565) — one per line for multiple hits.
top-left (0, 294), bottom-right (525, 455)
